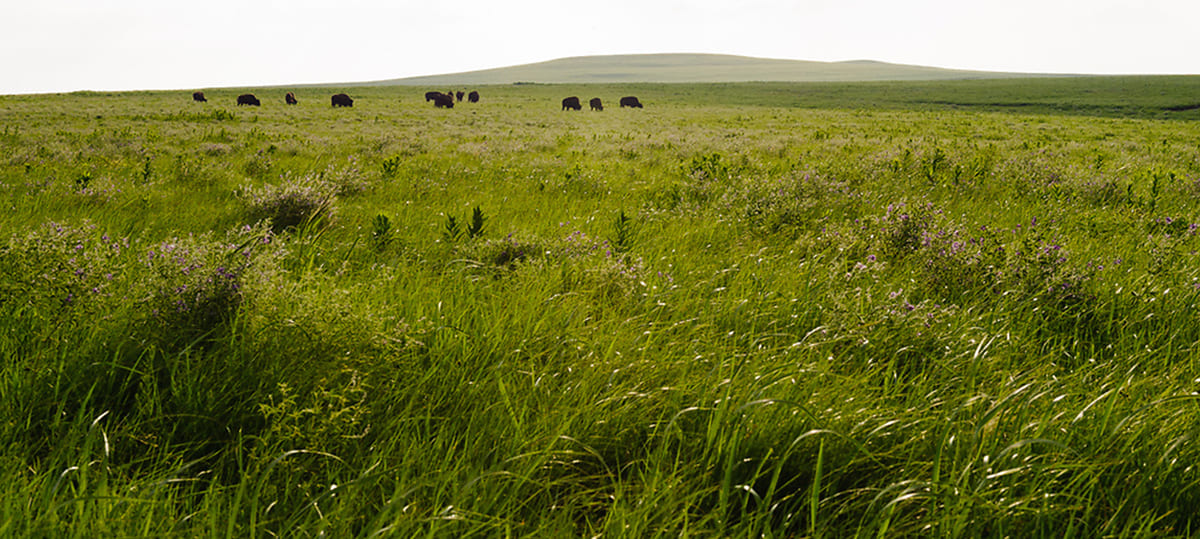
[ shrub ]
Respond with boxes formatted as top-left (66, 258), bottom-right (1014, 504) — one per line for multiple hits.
top-left (240, 173), bottom-right (339, 232)
top-left (243, 149), bottom-right (274, 178)
top-left (554, 227), bottom-right (651, 303)
top-left (320, 157), bottom-right (370, 195)
top-left (461, 233), bottom-right (546, 269)
top-left (726, 170), bottom-right (860, 235)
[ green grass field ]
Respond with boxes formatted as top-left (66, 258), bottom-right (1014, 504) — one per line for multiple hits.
top-left (4, 78), bottom-right (1200, 536)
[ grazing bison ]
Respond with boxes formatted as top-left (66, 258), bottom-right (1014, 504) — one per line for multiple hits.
top-left (620, 96), bottom-right (643, 108)
top-left (456, 91), bottom-right (465, 102)
top-left (431, 93), bottom-right (455, 108)
top-left (589, 97), bottom-right (603, 111)
top-left (562, 96), bottom-right (582, 111)
top-left (237, 94), bottom-right (260, 106)
top-left (192, 91), bottom-right (207, 102)
top-left (331, 93), bottom-right (354, 107)
top-left (468, 90), bottom-right (479, 103)
top-left (285, 92), bottom-right (298, 105)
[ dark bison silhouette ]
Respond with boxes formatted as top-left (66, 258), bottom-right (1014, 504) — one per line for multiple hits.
top-left (468, 90), bottom-right (479, 103)
top-left (285, 92), bottom-right (298, 105)
top-left (431, 93), bottom-right (455, 108)
top-left (237, 94), bottom-right (260, 106)
top-left (425, 91), bottom-right (445, 102)
top-left (331, 93), bottom-right (354, 107)
top-left (562, 96), bottom-right (582, 111)
top-left (455, 91), bottom-right (464, 102)
top-left (192, 91), bottom-right (207, 102)
top-left (589, 97), bottom-right (603, 111)
top-left (620, 96), bottom-right (643, 108)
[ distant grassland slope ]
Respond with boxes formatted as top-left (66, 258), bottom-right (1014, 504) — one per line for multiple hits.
top-left (365, 53), bottom-right (1061, 86)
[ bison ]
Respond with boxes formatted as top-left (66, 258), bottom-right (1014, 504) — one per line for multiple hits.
top-left (456, 91), bottom-right (465, 102)
top-left (425, 91), bottom-right (445, 102)
top-left (562, 96), bottom-right (582, 111)
top-left (620, 96), bottom-right (643, 108)
top-left (285, 92), bottom-right (298, 105)
top-left (589, 97), bottom-right (603, 111)
top-left (331, 93), bottom-right (354, 107)
top-left (192, 91), bottom-right (207, 102)
top-left (237, 94), bottom-right (260, 106)
top-left (468, 90), bottom-right (479, 103)
top-left (431, 93), bottom-right (455, 108)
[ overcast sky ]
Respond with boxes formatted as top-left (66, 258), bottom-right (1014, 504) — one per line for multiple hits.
top-left (3, 0), bottom-right (1198, 94)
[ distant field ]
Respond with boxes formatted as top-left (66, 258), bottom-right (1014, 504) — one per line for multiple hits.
top-left (366, 53), bottom-right (1058, 86)
top-left (276, 75), bottom-right (1200, 120)
top-left (4, 80), bottom-right (1200, 536)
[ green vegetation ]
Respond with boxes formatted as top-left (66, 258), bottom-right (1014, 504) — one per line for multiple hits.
top-left (3, 78), bottom-right (1200, 536)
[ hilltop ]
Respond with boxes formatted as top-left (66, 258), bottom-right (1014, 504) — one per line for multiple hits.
top-left (362, 53), bottom-right (1064, 86)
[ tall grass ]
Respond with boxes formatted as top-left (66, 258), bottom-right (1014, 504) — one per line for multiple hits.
top-left (3, 81), bottom-right (1200, 536)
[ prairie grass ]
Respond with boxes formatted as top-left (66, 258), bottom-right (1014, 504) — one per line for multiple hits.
top-left (3, 79), bottom-right (1200, 536)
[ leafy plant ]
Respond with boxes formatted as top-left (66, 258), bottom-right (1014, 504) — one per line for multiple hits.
top-left (380, 155), bottom-right (402, 179)
top-left (371, 214), bottom-right (392, 251)
top-left (610, 210), bottom-right (635, 255)
top-left (467, 206), bottom-right (486, 239)
top-left (443, 214), bottom-right (461, 243)
top-left (140, 156), bottom-right (153, 183)
top-left (687, 152), bottom-right (731, 181)
top-left (442, 206), bottom-right (485, 243)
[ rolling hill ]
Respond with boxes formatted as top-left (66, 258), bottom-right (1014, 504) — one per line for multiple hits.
top-left (362, 53), bottom-right (1064, 86)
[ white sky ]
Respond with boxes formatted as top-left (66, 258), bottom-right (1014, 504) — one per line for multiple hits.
top-left (3, 0), bottom-right (1198, 94)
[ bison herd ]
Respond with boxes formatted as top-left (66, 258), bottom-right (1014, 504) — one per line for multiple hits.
top-left (191, 90), bottom-right (644, 111)
top-left (564, 95), bottom-right (643, 111)
top-left (194, 89), bottom-right (484, 108)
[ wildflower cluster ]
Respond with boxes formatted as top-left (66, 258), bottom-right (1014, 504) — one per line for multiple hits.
top-left (912, 221), bottom-right (1006, 297)
top-left (137, 223), bottom-right (277, 341)
top-left (560, 228), bottom-right (603, 258)
top-left (72, 174), bottom-right (123, 204)
top-left (1146, 215), bottom-right (1199, 237)
top-left (0, 221), bottom-right (127, 313)
top-left (1143, 215), bottom-right (1200, 279)
top-left (866, 204), bottom-right (1094, 307)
